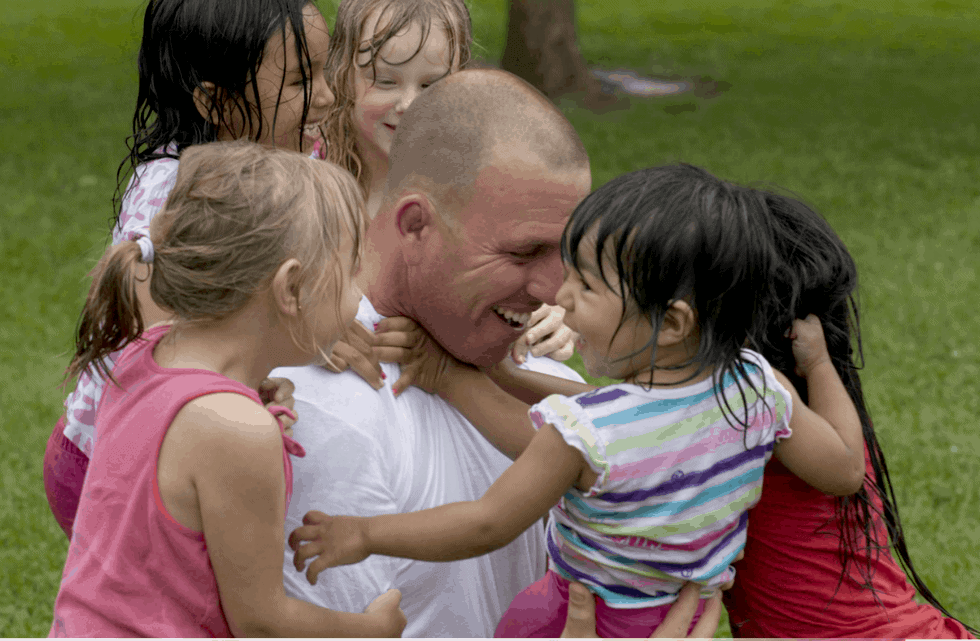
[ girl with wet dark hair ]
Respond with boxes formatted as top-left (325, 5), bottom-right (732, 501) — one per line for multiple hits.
top-left (46, 0), bottom-right (336, 541)
top-left (725, 188), bottom-right (976, 638)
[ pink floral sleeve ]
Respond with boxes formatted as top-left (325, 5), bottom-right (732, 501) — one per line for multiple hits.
top-left (112, 155), bottom-right (180, 244)
top-left (65, 145), bottom-right (324, 455)
top-left (64, 155), bottom-right (180, 454)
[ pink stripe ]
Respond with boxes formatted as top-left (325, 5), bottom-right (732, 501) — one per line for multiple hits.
top-left (607, 517), bottom-right (739, 552)
top-left (609, 411), bottom-right (777, 482)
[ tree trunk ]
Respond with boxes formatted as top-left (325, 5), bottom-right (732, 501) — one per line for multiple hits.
top-left (500, 0), bottom-right (605, 104)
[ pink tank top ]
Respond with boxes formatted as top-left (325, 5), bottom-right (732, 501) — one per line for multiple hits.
top-left (50, 325), bottom-right (305, 637)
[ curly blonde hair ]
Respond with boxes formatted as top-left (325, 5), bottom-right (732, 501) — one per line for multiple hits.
top-left (323, 0), bottom-right (472, 190)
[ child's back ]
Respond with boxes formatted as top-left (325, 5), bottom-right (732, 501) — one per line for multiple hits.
top-left (52, 142), bottom-right (405, 638)
top-left (51, 326), bottom-right (299, 637)
top-left (495, 349), bottom-right (790, 637)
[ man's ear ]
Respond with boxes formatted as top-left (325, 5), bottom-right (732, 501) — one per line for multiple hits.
top-left (192, 81), bottom-right (221, 126)
top-left (271, 258), bottom-right (303, 317)
top-left (395, 197), bottom-right (438, 267)
top-left (657, 300), bottom-right (696, 347)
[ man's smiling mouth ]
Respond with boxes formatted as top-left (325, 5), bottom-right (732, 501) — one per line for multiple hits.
top-left (491, 305), bottom-right (531, 330)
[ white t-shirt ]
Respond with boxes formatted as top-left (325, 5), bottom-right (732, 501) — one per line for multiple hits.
top-left (275, 296), bottom-right (585, 637)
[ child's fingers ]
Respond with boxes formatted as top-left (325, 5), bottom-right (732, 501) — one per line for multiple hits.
top-left (306, 554), bottom-right (337, 586)
top-left (330, 339), bottom-right (383, 390)
top-left (258, 377), bottom-right (295, 405)
top-left (375, 316), bottom-right (421, 335)
top-left (528, 304), bottom-right (564, 337)
top-left (292, 539), bottom-right (322, 574)
top-left (511, 337), bottom-right (531, 365)
top-left (529, 325), bottom-right (576, 360)
top-left (348, 318), bottom-right (379, 345)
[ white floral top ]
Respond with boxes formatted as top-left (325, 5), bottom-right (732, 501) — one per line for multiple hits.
top-left (63, 150), bottom-right (179, 455)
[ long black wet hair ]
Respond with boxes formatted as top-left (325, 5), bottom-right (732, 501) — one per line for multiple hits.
top-left (754, 188), bottom-right (976, 633)
top-left (113, 0), bottom-right (320, 227)
top-left (560, 163), bottom-right (777, 435)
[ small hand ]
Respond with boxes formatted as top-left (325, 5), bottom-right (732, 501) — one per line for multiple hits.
top-left (288, 511), bottom-right (370, 585)
top-left (322, 320), bottom-right (384, 390)
top-left (372, 316), bottom-right (425, 364)
top-left (363, 589), bottom-right (407, 638)
top-left (511, 304), bottom-right (577, 364)
top-left (258, 377), bottom-right (296, 437)
top-left (787, 314), bottom-right (832, 378)
top-left (375, 317), bottom-right (462, 397)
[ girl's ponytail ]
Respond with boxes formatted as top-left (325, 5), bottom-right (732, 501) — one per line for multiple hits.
top-left (67, 238), bottom-right (154, 385)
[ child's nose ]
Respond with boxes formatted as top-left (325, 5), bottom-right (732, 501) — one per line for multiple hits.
top-left (314, 73), bottom-right (335, 108)
top-left (395, 86), bottom-right (421, 114)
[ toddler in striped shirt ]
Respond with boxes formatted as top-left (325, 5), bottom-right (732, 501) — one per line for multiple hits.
top-left (289, 163), bottom-right (867, 637)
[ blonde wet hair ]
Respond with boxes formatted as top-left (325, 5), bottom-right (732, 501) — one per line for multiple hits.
top-left (69, 140), bottom-right (365, 384)
top-left (323, 0), bottom-right (473, 189)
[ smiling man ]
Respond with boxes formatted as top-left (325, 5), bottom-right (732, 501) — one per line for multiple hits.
top-left (275, 69), bottom-right (591, 637)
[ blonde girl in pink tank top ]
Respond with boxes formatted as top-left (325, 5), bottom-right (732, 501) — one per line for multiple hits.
top-left (50, 141), bottom-right (406, 637)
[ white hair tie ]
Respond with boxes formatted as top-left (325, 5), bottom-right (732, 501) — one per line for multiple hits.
top-left (136, 236), bottom-right (155, 263)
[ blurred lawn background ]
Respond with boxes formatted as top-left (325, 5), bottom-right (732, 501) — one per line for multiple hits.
top-left (1, 0), bottom-right (978, 635)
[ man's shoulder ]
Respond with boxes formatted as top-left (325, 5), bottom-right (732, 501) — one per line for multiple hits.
top-left (273, 364), bottom-right (392, 428)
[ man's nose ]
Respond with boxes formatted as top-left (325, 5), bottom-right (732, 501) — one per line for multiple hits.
top-left (526, 254), bottom-right (563, 306)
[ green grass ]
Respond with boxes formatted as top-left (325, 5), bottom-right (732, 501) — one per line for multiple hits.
top-left (2, 0), bottom-right (979, 636)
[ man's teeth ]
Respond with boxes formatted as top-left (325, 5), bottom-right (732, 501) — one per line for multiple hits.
top-left (492, 306), bottom-right (530, 329)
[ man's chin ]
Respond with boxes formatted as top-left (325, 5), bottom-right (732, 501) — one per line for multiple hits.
top-left (448, 341), bottom-right (511, 369)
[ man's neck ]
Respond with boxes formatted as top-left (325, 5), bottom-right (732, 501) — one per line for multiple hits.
top-left (356, 225), bottom-right (415, 321)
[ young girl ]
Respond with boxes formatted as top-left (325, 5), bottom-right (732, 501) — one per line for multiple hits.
top-left (46, 0), bottom-right (335, 539)
top-left (725, 189), bottom-right (977, 637)
top-left (50, 141), bottom-right (406, 638)
top-left (288, 163), bottom-right (867, 637)
top-left (322, 0), bottom-right (577, 368)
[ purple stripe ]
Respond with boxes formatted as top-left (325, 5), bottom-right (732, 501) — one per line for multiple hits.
top-left (565, 512), bottom-right (747, 574)
top-left (576, 388), bottom-right (630, 407)
top-left (601, 441), bottom-right (774, 504)
top-left (547, 533), bottom-right (671, 600)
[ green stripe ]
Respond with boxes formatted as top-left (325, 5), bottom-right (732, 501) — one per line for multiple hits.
top-left (543, 396), bottom-right (610, 477)
top-left (604, 384), bottom-right (782, 456)
top-left (574, 486), bottom-right (762, 537)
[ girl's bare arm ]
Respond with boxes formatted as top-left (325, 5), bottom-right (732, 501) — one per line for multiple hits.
top-left (773, 316), bottom-right (865, 496)
top-left (185, 395), bottom-right (405, 637)
top-left (290, 423), bottom-right (589, 583)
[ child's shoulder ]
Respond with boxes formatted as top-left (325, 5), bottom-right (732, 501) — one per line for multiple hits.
top-left (115, 148), bottom-right (181, 243)
top-left (532, 383), bottom-right (644, 426)
top-left (171, 392), bottom-right (281, 452)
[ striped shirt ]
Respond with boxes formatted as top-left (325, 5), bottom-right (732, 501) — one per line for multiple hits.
top-left (528, 349), bottom-right (792, 608)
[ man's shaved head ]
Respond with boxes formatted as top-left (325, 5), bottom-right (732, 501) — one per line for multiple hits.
top-left (372, 68), bottom-right (592, 366)
top-left (383, 69), bottom-right (590, 216)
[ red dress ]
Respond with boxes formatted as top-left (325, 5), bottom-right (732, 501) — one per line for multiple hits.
top-left (725, 455), bottom-right (973, 638)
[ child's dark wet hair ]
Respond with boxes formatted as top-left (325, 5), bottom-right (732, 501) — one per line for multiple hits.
top-left (751, 189), bottom-right (976, 632)
top-left (561, 163), bottom-right (775, 428)
top-left (114, 0), bottom-right (319, 223)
